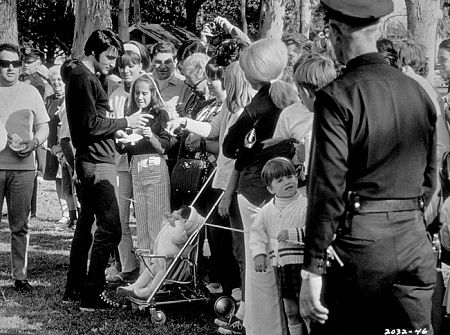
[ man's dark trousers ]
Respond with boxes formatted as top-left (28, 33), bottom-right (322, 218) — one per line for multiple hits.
top-left (311, 210), bottom-right (436, 335)
top-left (65, 160), bottom-right (121, 297)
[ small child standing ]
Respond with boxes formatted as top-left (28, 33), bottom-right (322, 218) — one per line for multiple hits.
top-left (250, 157), bottom-right (307, 335)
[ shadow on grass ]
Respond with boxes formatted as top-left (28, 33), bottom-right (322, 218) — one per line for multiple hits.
top-left (0, 215), bottom-right (218, 335)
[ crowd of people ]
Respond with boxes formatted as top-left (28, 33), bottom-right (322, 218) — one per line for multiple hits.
top-left (2, 0), bottom-right (450, 334)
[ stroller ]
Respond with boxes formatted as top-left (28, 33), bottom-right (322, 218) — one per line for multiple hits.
top-left (127, 170), bottom-right (223, 325)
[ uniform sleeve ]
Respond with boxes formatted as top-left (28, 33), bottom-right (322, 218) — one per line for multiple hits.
top-left (303, 92), bottom-right (349, 275)
top-left (249, 208), bottom-right (269, 259)
top-left (423, 115), bottom-right (437, 205)
top-left (32, 87), bottom-right (50, 125)
top-left (436, 114), bottom-right (450, 168)
top-left (75, 76), bottom-right (127, 137)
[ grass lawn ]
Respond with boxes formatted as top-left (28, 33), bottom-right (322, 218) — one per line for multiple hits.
top-left (0, 179), bottom-right (218, 335)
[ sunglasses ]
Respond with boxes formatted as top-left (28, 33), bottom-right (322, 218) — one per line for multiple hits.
top-left (0, 60), bottom-right (21, 68)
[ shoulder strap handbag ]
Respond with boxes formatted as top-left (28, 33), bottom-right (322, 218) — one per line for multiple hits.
top-left (171, 133), bottom-right (211, 194)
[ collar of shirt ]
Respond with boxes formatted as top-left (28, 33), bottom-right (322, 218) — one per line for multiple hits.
top-left (345, 52), bottom-right (387, 72)
top-left (158, 74), bottom-right (178, 91)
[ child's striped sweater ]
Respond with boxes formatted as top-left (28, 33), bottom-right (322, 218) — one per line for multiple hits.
top-left (250, 191), bottom-right (307, 267)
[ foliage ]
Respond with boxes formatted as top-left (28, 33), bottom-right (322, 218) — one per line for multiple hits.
top-left (200, 0), bottom-right (260, 39)
top-left (17, 0), bottom-right (74, 62)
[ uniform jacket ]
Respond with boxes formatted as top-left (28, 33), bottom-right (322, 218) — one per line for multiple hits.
top-left (304, 53), bottom-right (437, 274)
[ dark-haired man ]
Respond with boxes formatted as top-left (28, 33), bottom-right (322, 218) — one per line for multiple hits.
top-left (300, 0), bottom-right (437, 334)
top-left (62, 29), bottom-right (150, 311)
top-left (0, 43), bottom-right (49, 293)
top-left (151, 41), bottom-right (190, 120)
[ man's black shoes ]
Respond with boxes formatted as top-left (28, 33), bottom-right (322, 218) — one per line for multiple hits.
top-left (14, 279), bottom-right (33, 292)
top-left (79, 291), bottom-right (122, 312)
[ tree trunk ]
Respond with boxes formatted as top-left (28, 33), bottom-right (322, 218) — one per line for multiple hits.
top-left (299, 0), bottom-right (312, 38)
top-left (118, 0), bottom-right (130, 41)
top-left (185, 0), bottom-right (206, 32)
top-left (71, 0), bottom-right (112, 59)
top-left (405, 0), bottom-right (441, 81)
top-left (240, 0), bottom-right (248, 35)
top-left (133, 0), bottom-right (140, 25)
top-left (258, 0), bottom-right (265, 33)
top-left (0, 0), bottom-right (18, 44)
top-left (259, 0), bottom-right (286, 39)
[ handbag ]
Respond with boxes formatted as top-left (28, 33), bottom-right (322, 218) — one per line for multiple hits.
top-left (171, 133), bottom-right (211, 194)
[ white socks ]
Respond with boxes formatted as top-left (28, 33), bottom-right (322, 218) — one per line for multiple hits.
top-left (235, 301), bottom-right (245, 320)
top-left (288, 323), bottom-right (303, 335)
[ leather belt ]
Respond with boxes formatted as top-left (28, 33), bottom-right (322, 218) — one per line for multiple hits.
top-left (349, 196), bottom-right (424, 213)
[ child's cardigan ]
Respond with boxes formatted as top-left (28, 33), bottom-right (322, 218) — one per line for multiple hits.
top-left (250, 192), bottom-right (307, 267)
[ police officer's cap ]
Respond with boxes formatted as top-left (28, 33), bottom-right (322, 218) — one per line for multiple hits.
top-left (321, 0), bottom-right (394, 25)
top-left (23, 48), bottom-right (44, 62)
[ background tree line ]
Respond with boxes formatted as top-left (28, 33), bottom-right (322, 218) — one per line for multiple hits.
top-left (0, 0), bottom-right (447, 77)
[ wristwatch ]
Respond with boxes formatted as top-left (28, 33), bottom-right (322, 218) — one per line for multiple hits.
top-left (32, 138), bottom-right (39, 150)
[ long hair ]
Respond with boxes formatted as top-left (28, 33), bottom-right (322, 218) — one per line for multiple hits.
top-left (128, 73), bottom-right (166, 115)
top-left (125, 40), bottom-right (150, 71)
top-left (223, 61), bottom-right (254, 113)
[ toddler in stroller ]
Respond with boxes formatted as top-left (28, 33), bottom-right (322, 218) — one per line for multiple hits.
top-left (116, 206), bottom-right (204, 300)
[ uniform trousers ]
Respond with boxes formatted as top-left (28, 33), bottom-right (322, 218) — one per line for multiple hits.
top-left (311, 210), bottom-right (436, 335)
top-left (0, 170), bottom-right (35, 280)
top-left (65, 161), bottom-right (121, 296)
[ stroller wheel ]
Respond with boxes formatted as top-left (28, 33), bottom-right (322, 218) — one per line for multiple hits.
top-left (214, 296), bottom-right (236, 319)
top-left (151, 310), bottom-right (166, 325)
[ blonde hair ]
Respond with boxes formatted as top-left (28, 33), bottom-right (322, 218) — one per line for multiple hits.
top-left (239, 38), bottom-right (297, 109)
top-left (294, 53), bottom-right (337, 92)
top-left (239, 38), bottom-right (288, 85)
top-left (48, 65), bottom-right (62, 80)
top-left (181, 52), bottom-right (210, 82)
top-left (269, 81), bottom-right (299, 109)
top-left (224, 61), bottom-right (254, 113)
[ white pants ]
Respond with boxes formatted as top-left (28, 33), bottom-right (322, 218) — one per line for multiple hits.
top-left (116, 170), bottom-right (137, 272)
top-left (238, 194), bottom-right (282, 335)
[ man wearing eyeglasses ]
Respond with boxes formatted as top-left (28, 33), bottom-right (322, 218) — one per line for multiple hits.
top-left (0, 43), bottom-right (49, 293)
top-left (151, 41), bottom-right (190, 120)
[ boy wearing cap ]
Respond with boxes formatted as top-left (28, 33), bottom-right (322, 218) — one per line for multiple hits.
top-left (300, 1), bottom-right (437, 334)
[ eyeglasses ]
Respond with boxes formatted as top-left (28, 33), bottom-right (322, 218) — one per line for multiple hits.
top-left (185, 77), bottom-right (206, 91)
top-left (152, 58), bottom-right (174, 67)
top-left (0, 60), bottom-right (21, 68)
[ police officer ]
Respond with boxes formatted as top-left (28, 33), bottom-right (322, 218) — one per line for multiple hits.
top-left (299, 1), bottom-right (437, 334)
top-left (20, 48), bottom-right (46, 98)
top-left (20, 48), bottom-right (47, 218)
